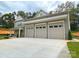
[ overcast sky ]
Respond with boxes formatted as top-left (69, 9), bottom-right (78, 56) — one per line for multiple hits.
top-left (0, 0), bottom-right (79, 14)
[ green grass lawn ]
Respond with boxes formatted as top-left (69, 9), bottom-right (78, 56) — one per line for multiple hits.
top-left (67, 42), bottom-right (79, 58)
top-left (0, 35), bottom-right (9, 40)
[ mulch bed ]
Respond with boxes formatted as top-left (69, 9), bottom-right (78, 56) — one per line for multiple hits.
top-left (72, 32), bottom-right (79, 37)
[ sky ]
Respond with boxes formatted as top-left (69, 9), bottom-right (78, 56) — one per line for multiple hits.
top-left (0, 0), bottom-right (79, 14)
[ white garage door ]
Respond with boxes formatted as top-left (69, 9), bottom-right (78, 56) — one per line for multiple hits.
top-left (26, 24), bottom-right (34, 38)
top-left (35, 23), bottom-right (47, 38)
top-left (48, 21), bottom-right (65, 39)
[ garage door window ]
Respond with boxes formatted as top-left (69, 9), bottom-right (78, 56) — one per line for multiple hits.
top-left (40, 27), bottom-right (42, 28)
top-left (36, 27), bottom-right (39, 29)
top-left (43, 26), bottom-right (46, 28)
top-left (59, 25), bottom-right (63, 27)
top-left (54, 25), bottom-right (58, 28)
top-left (49, 26), bottom-right (53, 28)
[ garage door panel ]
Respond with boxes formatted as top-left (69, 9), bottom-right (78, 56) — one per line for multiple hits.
top-left (48, 21), bottom-right (65, 39)
top-left (26, 24), bottom-right (34, 38)
top-left (35, 23), bottom-right (47, 38)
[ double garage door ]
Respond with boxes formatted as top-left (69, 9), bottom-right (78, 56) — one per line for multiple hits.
top-left (48, 21), bottom-right (65, 39)
top-left (25, 21), bottom-right (65, 39)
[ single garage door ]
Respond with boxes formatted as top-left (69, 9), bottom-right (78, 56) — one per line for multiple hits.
top-left (35, 23), bottom-right (47, 38)
top-left (48, 21), bottom-right (65, 39)
top-left (25, 24), bottom-right (34, 38)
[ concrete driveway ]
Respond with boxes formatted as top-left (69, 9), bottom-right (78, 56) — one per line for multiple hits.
top-left (0, 38), bottom-right (68, 58)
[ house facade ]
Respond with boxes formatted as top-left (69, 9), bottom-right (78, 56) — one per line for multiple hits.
top-left (15, 11), bottom-right (70, 39)
top-left (14, 15), bottom-right (25, 37)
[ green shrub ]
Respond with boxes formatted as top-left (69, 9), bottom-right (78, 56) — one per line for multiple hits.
top-left (0, 35), bottom-right (9, 39)
top-left (4, 36), bottom-right (9, 39)
top-left (68, 30), bottom-right (72, 40)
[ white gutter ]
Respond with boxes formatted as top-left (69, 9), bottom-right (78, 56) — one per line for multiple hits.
top-left (22, 14), bottom-right (68, 24)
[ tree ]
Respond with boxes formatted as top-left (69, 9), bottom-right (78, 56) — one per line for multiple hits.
top-left (65, 1), bottom-right (75, 11)
top-left (69, 8), bottom-right (79, 31)
top-left (55, 1), bottom-right (75, 13)
top-left (31, 12), bottom-right (36, 18)
top-left (68, 30), bottom-right (72, 40)
top-left (1, 13), bottom-right (15, 28)
top-left (28, 12), bottom-right (37, 19)
top-left (17, 11), bottom-right (26, 19)
top-left (12, 11), bottom-right (16, 15)
top-left (55, 1), bottom-right (78, 31)
top-left (17, 11), bottom-right (35, 20)
top-left (57, 3), bottom-right (65, 12)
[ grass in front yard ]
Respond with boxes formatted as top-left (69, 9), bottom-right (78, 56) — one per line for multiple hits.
top-left (67, 42), bottom-right (79, 58)
top-left (0, 35), bottom-right (9, 40)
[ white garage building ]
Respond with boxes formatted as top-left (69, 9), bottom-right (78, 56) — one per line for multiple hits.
top-left (21, 12), bottom-right (70, 39)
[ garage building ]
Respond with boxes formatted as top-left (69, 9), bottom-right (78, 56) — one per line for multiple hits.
top-left (21, 12), bottom-right (70, 39)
